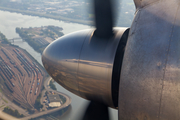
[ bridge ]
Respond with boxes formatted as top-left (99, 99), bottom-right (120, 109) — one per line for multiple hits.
top-left (8, 37), bottom-right (23, 43)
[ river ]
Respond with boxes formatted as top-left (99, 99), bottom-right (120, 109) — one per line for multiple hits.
top-left (0, 10), bottom-right (118, 120)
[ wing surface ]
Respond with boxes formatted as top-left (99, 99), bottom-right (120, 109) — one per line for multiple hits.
top-left (119, 0), bottom-right (180, 120)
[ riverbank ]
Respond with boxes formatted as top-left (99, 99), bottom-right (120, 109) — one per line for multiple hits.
top-left (0, 7), bottom-right (92, 26)
top-left (0, 32), bottom-right (71, 119)
top-left (21, 77), bottom-right (71, 120)
top-left (15, 26), bottom-right (64, 54)
top-left (0, 11), bottom-right (118, 120)
top-left (0, 31), bottom-right (52, 118)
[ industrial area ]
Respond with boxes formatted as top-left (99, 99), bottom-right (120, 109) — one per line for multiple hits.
top-left (0, 44), bottom-right (46, 111)
top-left (43, 91), bottom-right (66, 109)
top-left (0, 28), bottom-right (71, 119)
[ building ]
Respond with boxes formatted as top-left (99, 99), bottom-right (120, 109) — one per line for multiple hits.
top-left (47, 94), bottom-right (61, 108)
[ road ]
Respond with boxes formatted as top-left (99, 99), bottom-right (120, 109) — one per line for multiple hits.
top-left (0, 45), bottom-right (71, 119)
top-left (20, 77), bottom-right (71, 120)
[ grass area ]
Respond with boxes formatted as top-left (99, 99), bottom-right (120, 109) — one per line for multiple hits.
top-left (0, 105), bottom-right (5, 108)
top-left (2, 98), bottom-right (8, 103)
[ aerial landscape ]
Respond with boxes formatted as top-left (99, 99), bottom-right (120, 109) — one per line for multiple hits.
top-left (16, 25), bottom-right (64, 53)
top-left (0, 28), bottom-right (71, 119)
top-left (0, 0), bottom-right (179, 120)
top-left (0, 44), bottom-right (44, 110)
top-left (0, 0), bottom-right (135, 26)
top-left (0, 0), bottom-right (135, 119)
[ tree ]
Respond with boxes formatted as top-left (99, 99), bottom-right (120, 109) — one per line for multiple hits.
top-left (49, 80), bottom-right (57, 90)
top-left (3, 107), bottom-right (24, 118)
top-left (34, 93), bottom-right (43, 111)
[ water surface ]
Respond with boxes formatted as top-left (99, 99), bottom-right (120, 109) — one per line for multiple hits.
top-left (0, 10), bottom-right (118, 120)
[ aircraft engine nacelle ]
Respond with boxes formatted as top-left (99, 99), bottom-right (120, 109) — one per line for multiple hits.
top-left (42, 27), bottom-right (129, 108)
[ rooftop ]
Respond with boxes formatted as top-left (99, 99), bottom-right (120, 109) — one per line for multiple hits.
top-left (47, 94), bottom-right (61, 103)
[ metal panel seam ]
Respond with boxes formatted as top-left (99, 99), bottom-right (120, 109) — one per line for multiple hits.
top-left (129, 10), bottom-right (141, 37)
top-left (77, 30), bottom-right (93, 97)
top-left (158, 4), bottom-right (180, 120)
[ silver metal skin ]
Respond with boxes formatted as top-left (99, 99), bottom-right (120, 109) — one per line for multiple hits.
top-left (119, 0), bottom-right (180, 120)
top-left (42, 28), bottom-right (128, 108)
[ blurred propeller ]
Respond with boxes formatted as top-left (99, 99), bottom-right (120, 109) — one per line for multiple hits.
top-left (81, 0), bottom-right (118, 119)
top-left (93, 0), bottom-right (114, 38)
top-left (42, 0), bottom-right (124, 119)
top-left (82, 101), bottom-right (109, 120)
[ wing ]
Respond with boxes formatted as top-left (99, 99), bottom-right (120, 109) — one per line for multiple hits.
top-left (119, 0), bottom-right (180, 119)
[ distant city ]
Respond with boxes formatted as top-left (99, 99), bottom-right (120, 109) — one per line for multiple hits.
top-left (0, 0), bottom-right (135, 26)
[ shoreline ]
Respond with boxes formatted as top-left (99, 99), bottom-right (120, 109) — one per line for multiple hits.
top-left (21, 77), bottom-right (71, 120)
top-left (0, 7), bottom-right (92, 26)
top-left (0, 33), bottom-right (71, 119)
top-left (0, 43), bottom-right (47, 118)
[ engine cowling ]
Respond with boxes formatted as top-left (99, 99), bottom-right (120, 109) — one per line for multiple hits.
top-left (42, 27), bottom-right (129, 108)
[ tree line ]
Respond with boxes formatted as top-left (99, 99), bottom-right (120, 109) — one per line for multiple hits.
top-left (3, 107), bottom-right (24, 118)
top-left (34, 93), bottom-right (43, 111)
top-left (16, 27), bottom-right (45, 53)
top-left (49, 80), bottom-right (57, 90)
top-left (0, 32), bottom-right (11, 44)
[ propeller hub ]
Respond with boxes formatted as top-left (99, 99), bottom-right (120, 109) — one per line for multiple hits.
top-left (42, 28), bottom-right (129, 108)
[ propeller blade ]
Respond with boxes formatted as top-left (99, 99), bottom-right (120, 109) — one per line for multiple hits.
top-left (82, 101), bottom-right (109, 120)
top-left (93, 0), bottom-right (114, 38)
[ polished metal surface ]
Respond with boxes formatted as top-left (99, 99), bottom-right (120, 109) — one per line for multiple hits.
top-left (119, 0), bottom-right (180, 120)
top-left (42, 30), bottom-right (92, 97)
top-left (42, 28), bottom-right (128, 108)
top-left (134, 0), bottom-right (159, 9)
